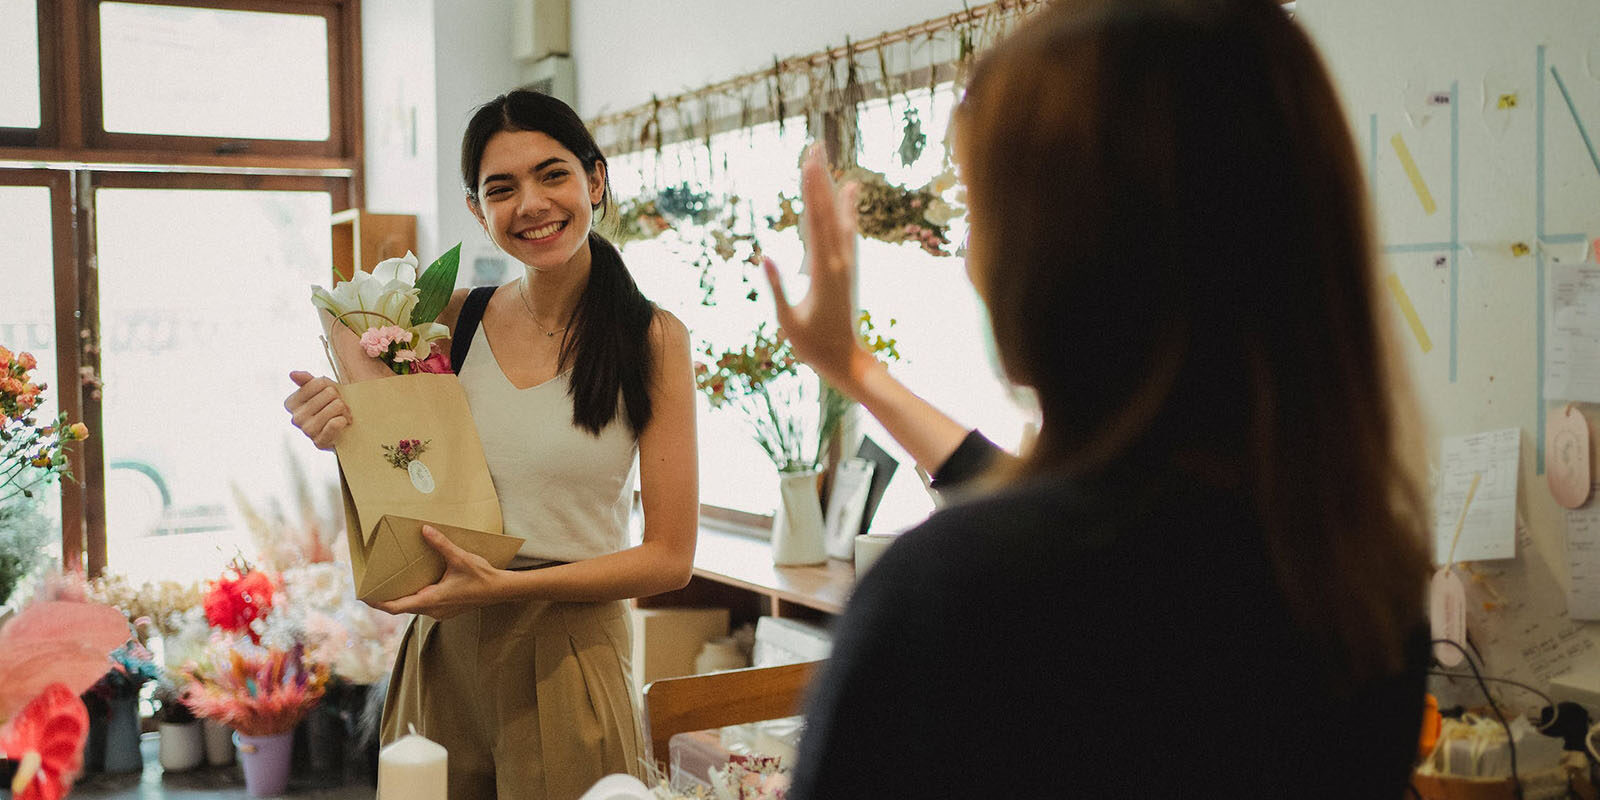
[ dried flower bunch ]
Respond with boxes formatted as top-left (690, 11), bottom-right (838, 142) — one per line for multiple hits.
top-left (203, 561), bottom-right (276, 645)
top-left (608, 195), bottom-right (674, 245)
top-left (181, 641), bottom-right (329, 737)
top-left (382, 438), bottom-right (430, 470)
top-left (769, 166), bottom-right (962, 257)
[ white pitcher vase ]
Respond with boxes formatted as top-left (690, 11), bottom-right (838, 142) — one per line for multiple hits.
top-left (771, 469), bottom-right (827, 566)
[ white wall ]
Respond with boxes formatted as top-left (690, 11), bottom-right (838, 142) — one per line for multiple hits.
top-left (362, 0), bottom-right (517, 266)
top-left (1299, 0), bottom-right (1600, 693)
top-left (570, 0), bottom-right (973, 118)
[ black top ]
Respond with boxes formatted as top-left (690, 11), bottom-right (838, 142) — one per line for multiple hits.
top-left (790, 432), bottom-right (1426, 798)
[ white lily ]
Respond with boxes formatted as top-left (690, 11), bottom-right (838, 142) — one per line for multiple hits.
top-left (310, 252), bottom-right (449, 363)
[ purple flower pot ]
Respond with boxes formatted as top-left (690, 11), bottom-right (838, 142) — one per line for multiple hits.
top-left (235, 730), bottom-right (294, 797)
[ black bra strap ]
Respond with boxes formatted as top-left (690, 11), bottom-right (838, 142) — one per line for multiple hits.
top-left (451, 285), bottom-right (497, 375)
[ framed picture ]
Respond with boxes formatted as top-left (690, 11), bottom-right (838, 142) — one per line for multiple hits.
top-left (824, 457), bottom-right (875, 560)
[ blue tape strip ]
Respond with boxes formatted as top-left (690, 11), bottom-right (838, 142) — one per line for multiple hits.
top-left (1369, 114), bottom-right (1378, 190)
top-left (1551, 65), bottom-right (1600, 180)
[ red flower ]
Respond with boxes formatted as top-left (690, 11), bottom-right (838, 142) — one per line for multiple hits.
top-left (0, 683), bottom-right (90, 800)
top-left (203, 569), bottom-right (275, 644)
top-left (413, 344), bottom-right (452, 374)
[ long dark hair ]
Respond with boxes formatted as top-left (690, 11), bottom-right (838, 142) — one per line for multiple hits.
top-left (462, 89), bottom-right (656, 436)
top-left (957, 0), bottom-right (1430, 679)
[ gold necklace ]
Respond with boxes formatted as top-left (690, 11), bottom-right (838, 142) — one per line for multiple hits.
top-left (517, 278), bottom-right (569, 338)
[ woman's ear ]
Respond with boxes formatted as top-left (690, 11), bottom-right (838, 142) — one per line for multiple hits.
top-left (466, 195), bottom-right (488, 232)
top-left (588, 161), bottom-right (607, 207)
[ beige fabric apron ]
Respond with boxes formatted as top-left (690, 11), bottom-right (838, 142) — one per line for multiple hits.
top-left (381, 597), bottom-right (643, 800)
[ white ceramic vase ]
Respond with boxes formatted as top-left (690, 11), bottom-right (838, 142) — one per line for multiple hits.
top-left (158, 721), bottom-right (205, 772)
top-left (770, 469), bottom-right (827, 566)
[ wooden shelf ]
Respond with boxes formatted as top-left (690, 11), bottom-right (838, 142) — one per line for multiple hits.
top-left (330, 209), bottom-right (415, 281)
top-left (637, 524), bottom-right (855, 624)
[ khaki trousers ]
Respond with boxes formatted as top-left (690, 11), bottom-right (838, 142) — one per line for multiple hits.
top-left (380, 598), bottom-right (644, 800)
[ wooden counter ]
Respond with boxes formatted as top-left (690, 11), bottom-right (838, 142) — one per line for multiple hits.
top-left (636, 523), bottom-right (856, 625)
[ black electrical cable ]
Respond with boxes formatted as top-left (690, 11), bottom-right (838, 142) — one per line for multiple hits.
top-left (1428, 671), bottom-right (1556, 716)
top-left (1433, 639), bottom-right (1523, 800)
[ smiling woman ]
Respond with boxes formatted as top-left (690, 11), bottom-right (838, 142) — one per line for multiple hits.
top-left (283, 89), bottom-right (700, 800)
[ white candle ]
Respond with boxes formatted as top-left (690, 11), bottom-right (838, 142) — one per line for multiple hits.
top-left (378, 731), bottom-right (448, 800)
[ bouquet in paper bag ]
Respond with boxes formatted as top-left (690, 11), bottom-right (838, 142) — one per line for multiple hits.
top-left (310, 247), bottom-right (522, 605)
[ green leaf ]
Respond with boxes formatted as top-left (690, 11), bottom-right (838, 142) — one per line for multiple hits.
top-left (411, 243), bottom-right (462, 325)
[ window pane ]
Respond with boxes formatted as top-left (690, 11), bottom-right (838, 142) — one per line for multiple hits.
top-left (0, 186), bottom-right (60, 536)
top-left (96, 188), bottom-right (338, 584)
top-left (99, 3), bottom-right (330, 140)
top-left (612, 89), bottom-right (1036, 528)
top-left (0, 0), bottom-right (41, 129)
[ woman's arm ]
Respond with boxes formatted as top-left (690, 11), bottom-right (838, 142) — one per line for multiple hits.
top-left (376, 309), bottom-right (699, 618)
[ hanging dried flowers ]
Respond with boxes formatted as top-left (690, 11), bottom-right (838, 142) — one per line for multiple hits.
top-left (767, 167), bottom-right (963, 257)
top-left (607, 195), bottom-right (673, 246)
top-left (655, 182), bottom-right (720, 227)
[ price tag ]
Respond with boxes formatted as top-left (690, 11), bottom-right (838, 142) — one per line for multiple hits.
top-left (1429, 567), bottom-right (1467, 666)
top-left (1547, 404), bottom-right (1591, 509)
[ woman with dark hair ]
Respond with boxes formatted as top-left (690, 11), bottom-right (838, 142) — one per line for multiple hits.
top-left (285, 89), bottom-right (698, 799)
top-left (766, 0), bottom-right (1432, 796)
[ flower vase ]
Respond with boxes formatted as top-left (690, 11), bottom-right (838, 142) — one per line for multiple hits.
top-left (203, 718), bottom-right (235, 766)
top-left (158, 720), bottom-right (205, 772)
top-left (102, 694), bottom-right (144, 774)
top-left (771, 469), bottom-right (827, 566)
top-left (291, 696), bottom-right (344, 786)
top-left (236, 730), bottom-right (295, 797)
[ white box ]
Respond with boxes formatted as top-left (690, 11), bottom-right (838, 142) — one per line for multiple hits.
top-left (752, 616), bottom-right (832, 667)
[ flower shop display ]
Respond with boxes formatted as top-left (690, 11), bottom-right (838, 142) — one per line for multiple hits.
top-left (695, 314), bottom-right (899, 564)
top-left (768, 166), bottom-right (962, 257)
top-left (607, 195), bottom-right (673, 245)
top-left (181, 640), bottom-right (330, 797)
top-left (0, 346), bottom-right (89, 506)
top-left (1, 347), bottom-right (89, 611)
top-left (0, 582), bottom-right (133, 800)
top-left (152, 679), bottom-right (203, 773)
top-left (203, 561), bottom-right (276, 645)
top-left (311, 247), bottom-right (523, 605)
top-left (81, 640), bottom-right (160, 774)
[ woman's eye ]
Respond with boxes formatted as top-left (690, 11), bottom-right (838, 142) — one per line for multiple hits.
top-left (485, 186), bottom-right (510, 197)
top-left (544, 170), bottom-right (569, 181)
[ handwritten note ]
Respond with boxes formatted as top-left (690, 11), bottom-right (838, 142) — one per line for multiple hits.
top-left (1566, 497), bottom-right (1600, 620)
top-left (1435, 428), bottom-right (1520, 563)
top-left (1457, 520), bottom-right (1599, 691)
top-left (1546, 265), bottom-right (1600, 402)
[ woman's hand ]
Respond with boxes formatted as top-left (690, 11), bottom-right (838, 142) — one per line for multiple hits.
top-left (286, 371), bottom-right (351, 450)
top-left (372, 525), bottom-right (507, 619)
top-left (764, 145), bottom-right (876, 396)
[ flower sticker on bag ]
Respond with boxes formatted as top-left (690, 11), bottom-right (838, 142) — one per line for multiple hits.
top-left (384, 438), bottom-right (435, 494)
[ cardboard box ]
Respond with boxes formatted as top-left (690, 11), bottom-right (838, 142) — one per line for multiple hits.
top-left (630, 606), bottom-right (730, 690)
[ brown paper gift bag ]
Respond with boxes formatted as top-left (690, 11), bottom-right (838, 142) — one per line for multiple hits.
top-left (320, 311), bottom-right (523, 604)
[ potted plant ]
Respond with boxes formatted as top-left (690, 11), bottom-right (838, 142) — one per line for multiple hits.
top-left (695, 314), bottom-right (899, 565)
top-left (182, 640), bottom-right (329, 797)
top-left (82, 640), bottom-right (160, 775)
top-left (152, 680), bottom-right (203, 773)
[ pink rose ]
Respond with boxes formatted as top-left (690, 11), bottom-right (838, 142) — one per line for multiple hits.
top-left (414, 345), bottom-right (452, 374)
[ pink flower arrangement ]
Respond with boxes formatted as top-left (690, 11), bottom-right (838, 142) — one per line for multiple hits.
top-left (181, 642), bottom-right (330, 737)
top-left (358, 325), bottom-right (413, 359)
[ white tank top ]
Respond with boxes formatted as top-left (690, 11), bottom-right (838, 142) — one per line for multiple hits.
top-left (457, 323), bottom-right (639, 565)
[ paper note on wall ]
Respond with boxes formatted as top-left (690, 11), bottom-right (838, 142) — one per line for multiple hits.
top-left (1435, 428), bottom-right (1520, 563)
top-left (1545, 265), bottom-right (1600, 402)
top-left (1458, 520), bottom-right (1599, 690)
top-left (1566, 496), bottom-right (1600, 620)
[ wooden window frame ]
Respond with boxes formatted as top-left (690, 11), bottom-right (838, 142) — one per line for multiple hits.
top-left (80, 0), bottom-right (359, 159)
